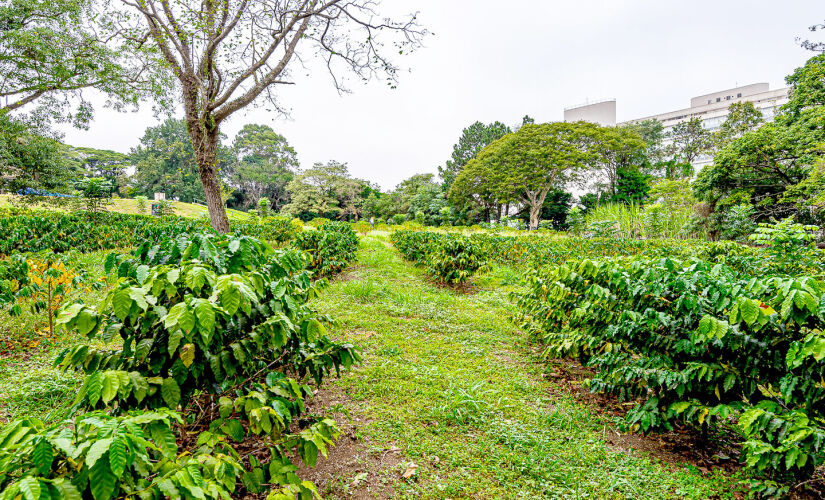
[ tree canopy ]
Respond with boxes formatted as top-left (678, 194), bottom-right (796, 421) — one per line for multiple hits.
top-left (439, 121), bottom-right (511, 189)
top-left (694, 53), bottom-right (825, 218)
top-left (229, 124), bottom-right (298, 210)
top-left (451, 122), bottom-right (595, 230)
top-left (0, 0), bottom-right (158, 127)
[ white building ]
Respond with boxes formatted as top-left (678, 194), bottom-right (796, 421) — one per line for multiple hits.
top-left (564, 83), bottom-right (790, 170)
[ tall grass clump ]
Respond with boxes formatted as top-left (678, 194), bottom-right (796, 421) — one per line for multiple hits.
top-left (584, 202), bottom-right (697, 239)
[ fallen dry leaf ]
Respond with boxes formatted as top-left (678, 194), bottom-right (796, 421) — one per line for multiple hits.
top-left (401, 462), bottom-right (418, 479)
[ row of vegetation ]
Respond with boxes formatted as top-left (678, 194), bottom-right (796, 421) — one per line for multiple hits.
top-left (0, 211), bottom-right (363, 498)
top-left (389, 221), bottom-right (825, 497)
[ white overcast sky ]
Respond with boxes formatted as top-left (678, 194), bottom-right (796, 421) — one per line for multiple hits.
top-left (58, 0), bottom-right (824, 191)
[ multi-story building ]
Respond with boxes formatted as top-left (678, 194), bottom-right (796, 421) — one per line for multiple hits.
top-left (563, 83), bottom-right (790, 170)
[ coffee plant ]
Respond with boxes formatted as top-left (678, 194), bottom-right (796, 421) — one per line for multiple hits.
top-left (514, 255), bottom-right (825, 486)
top-left (295, 221), bottom-right (358, 277)
top-left (32, 231), bottom-right (358, 497)
top-left (390, 231), bottom-right (487, 284)
top-left (0, 409), bottom-right (244, 500)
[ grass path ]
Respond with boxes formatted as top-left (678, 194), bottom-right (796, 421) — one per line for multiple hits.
top-left (305, 235), bottom-right (741, 499)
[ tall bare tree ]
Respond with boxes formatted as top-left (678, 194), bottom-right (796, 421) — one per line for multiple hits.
top-left (121, 0), bottom-right (425, 231)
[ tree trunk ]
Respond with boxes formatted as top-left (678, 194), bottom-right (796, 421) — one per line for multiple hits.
top-left (187, 118), bottom-right (231, 233)
top-left (529, 204), bottom-right (541, 231)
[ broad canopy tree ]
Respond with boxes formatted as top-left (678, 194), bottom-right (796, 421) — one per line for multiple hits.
top-left (281, 160), bottom-right (367, 221)
top-left (119, 0), bottom-right (425, 232)
top-left (450, 122), bottom-right (593, 230)
top-left (0, 0), bottom-right (158, 127)
top-left (230, 124), bottom-right (298, 209)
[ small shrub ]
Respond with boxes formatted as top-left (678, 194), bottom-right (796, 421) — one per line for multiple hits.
top-left (353, 221), bottom-right (371, 235)
top-left (134, 195), bottom-right (148, 214)
top-left (308, 217), bottom-right (331, 229)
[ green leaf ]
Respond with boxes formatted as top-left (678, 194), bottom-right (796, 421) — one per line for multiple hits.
top-left (53, 478), bottom-right (82, 500)
top-left (32, 438), bottom-right (54, 475)
top-left (135, 265), bottom-right (150, 284)
top-left (17, 476), bottom-right (41, 500)
top-left (101, 372), bottom-right (120, 404)
top-left (739, 299), bottom-right (759, 326)
top-left (161, 378), bottom-right (181, 408)
top-left (89, 457), bottom-right (117, 500)
top-left (85, 437), bottom-right (112, 468)
top-left (87, 371), bottom-right (103, 407)
top-left (112, 288), bottom-right (133, 321)
top-left (164, 302), bottom-right (186, 331)
top-left (129, 372), bottom-right (149, 403)
top-left (108, 435), bottom-right (128, 477)
top-left (75, 309), bottom-right (97, 335)
top-left (168, 329), bottom-right (184, 357)
top-left (55, 303), bottom-right (84, 326)
top-left (221, 419), bottom-right (245, 442)
top-left (194, 299), bottom-right (215, 345)
top-left (149, 423), bottom-right (178, 458)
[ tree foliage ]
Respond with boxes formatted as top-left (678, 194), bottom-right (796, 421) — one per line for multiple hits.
top-left (439, 121), bottom-right (511, 189)
top-left (694, 54), bottom-right (825, 217)
top-left (0, 0), bottom-right (160, 127)
top-left (230, 124), bottom-right (298, 210)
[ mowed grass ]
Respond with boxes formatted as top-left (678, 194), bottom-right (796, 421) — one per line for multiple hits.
top-left (309, 235), bottom-right (744, 499)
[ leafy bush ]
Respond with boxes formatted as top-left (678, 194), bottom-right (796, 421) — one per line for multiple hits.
top-left (720, 203), bottom-right (756, 241)
top-left (134, 195), bottom-right (148, 215)
top-left (235, 216), bottom-right (299, 245)
top-left (0, 211), bottom-right (208, 255)
top-left (307, 217), bottom-right (330, 229)
top-left (72, 177), bottom-right (113, 213)
top-left (257, 197), bottom-right (271, 217)
top-left (0, 210), bottom-right (303, 256)
top-left (50, 231), bottom-right (358, 497)
top-left (353, 221), bottom-right (371, 235)
top-left (391, 231), bottom-right (487, 284)
top-left (0, 409), bottom-right (244, 500)
top-left (425, 236), bottom-right (487, 284)
top-left (295, 221), bottom-right (358, 277)
top-left (514, 255), bottom-right (825, 484)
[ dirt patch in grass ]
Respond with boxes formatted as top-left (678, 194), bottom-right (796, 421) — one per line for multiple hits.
top-left (332, 265), bottom-right (365, 283)
top-left (298, 386), bottom-right (406, 499)
top-left (543, 358), bottom-right (744, 476)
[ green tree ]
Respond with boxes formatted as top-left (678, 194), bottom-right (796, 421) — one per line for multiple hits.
top-left (668, 117), bottom-right (712, 166)
top-left (712, 102), bottom-right (763, 151)
top-left (130, 118), bottom-right (231, 203)
top-left (230, 124), bottom-right (298, 210)
top-left (585, 124), bottom-right (647, 196)
top-left (0, 113), bottom-right (68, 192)
top-left (282, 161), bottom-right (367, 221)
top-left (117, 0), bottom-right (424, 233)
top-left (0, 0), bottom-right (160, 127)
top-left (695, 54), bottom-right (825, 217)
top-left (64, 147), bottom-right (131, 196)
top-left (448, 155), bottom-right (507, 224)
top-left (407, 181), bottom-right (448, 226)
top-left (439, 121), bottom-right (511, 190)
top-left (452, 122), bottom-right (593, 230)
top-left (627, 119), bottom-right (668, 168)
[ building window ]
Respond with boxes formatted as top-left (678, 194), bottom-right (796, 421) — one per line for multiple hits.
top-left (737, 93), bottom-right (742, 98)
top-left (726, 96), bottom-right (731, 100)
top-left (708, 100), bottom-right (712, 104)
top-left (716, 97), bottom-right (721, 102)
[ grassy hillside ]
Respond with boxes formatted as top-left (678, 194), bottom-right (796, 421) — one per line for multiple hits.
top-left (0, 194), bottom-right (251, 220)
